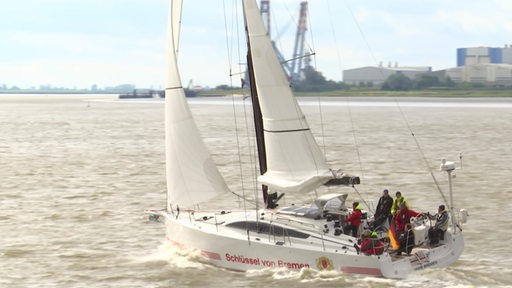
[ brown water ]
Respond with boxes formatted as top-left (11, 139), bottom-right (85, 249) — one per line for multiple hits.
top-left (1, 94), bottom-right (511, 287)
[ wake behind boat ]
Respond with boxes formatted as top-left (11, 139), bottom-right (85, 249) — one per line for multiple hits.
top-left (145, 0), bottom-right (467, 279)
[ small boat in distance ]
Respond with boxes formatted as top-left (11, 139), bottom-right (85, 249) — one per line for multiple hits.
top-left (118, 88), bottom-right (196, 99)
top-left (146, 0), bottom-right (467, 278)
top-left (118, 89), bottom-right (163, 99)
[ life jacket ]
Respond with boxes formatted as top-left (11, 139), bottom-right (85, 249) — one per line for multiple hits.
top-left (391, 196), bottom-right (408, 215)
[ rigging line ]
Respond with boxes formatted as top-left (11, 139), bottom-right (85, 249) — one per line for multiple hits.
top-left (347, 99), bottom-right (365, 180)
top-left (242, 93), bottom-right (261, 210)
top-left (342, 0), bottom-right (379, 67)
top-left (394, 102), bottom-right (449, 206)
top-left (316, 95), bottom-right (327, 159)
top-left (236, 0), bottom-right (260, 215)
top-left (352, 185), bottom-right (372, 214)
top-left (243, 23), bottom-right (264, 215)
top-left (341, 0), bottom-right (447, 206)
top-left (309, 96), bottom-right (325, 200)
top-left (331, 1), bottom-right (379, 182)
top-left (324, 0), bottom-right (343, 80)
top-left (307, 0), bottom-right (316, 65)
top-left (306, 1), bottom-right (329, 165)
top-left (342, 0), bottom-right (389, 81)
top-left (223, 0), bottom-right (233, 76)
top-left (295, 1), bottom-right (328, 187)
top-left (273, 0), bottom-right (295, 43)
top-left (324, 0), bottom-right (364, 179)
top-left (224, 0), bottom-right (250, 215)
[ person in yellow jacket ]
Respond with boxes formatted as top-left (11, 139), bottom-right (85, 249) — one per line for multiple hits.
top-left (391, 191), bottom-right (409, 216)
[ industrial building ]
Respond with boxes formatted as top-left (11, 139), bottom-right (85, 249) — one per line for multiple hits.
top-left (446, 64), bottom-right (512, 85)
top-left (343, 45), bottom-right (512, 86)
top-left (446, 46), bottom-right (512, 85)
top-left (343, 63), bottom-right (432, 85)
top-left (456, 46), bottom-right (512, 66)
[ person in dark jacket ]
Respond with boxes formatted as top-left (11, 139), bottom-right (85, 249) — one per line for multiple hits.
top-left (428, 204), bottom-right (449, 245)
top-left (397, 223), bottom-right (415, 256)
top-left (373, 189), bottom-right (393, 229)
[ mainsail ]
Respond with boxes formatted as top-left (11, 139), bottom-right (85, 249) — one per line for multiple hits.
top-left (165, 0), bottom-right (230, 207)
top-left (243, 0), bottom-right (333, 194)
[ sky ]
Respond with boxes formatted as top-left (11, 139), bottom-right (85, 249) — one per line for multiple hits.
top-left (1, 0), bottom-right (512, 89)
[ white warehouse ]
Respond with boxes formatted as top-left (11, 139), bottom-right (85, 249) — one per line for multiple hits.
top-left (342, 46), bottom-right (512, 86)
top-left (343, 64), bottom-right (432, 85)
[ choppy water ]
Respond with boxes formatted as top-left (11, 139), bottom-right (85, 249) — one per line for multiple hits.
top-left (1, 94), bottom-right (512, 287)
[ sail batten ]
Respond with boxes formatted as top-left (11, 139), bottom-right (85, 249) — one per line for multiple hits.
top-left (165, 0), bottom-right (230, 207)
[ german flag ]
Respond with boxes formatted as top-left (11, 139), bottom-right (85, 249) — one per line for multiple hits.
top-left (388, 221), bottom-right (399, 250)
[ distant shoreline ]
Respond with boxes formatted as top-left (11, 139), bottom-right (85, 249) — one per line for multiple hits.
top-left (0, 91), bottom-right (118, 95)
top-left (1, 88), bottom-right (511, 98)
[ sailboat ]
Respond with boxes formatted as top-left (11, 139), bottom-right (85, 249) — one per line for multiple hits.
top-left (146, 0), bottom-right (466, 278)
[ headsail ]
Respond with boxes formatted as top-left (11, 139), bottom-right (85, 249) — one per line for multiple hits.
top-left (165, 0), bottom-right (230, 207)
top-left (243, 0), bottom-right (333, 194)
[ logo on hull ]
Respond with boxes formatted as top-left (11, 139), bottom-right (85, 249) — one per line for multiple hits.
top-left (316, 256), bottom-right (334, 270)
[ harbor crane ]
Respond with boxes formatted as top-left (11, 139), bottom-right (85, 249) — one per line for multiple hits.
top-left (259, 0), bottom-right (311, 84)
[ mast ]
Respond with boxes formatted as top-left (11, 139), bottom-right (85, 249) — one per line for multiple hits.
top-left (244, 5), bottom-right (269, 207)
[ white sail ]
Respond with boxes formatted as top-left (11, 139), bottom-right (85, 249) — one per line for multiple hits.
top-left (165, 0), bottom-right (230, 207)
top-left (243, 0), bottom-right (332, 194)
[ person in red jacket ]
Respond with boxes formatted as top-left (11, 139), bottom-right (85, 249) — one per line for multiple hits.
top-left (360, 231), bottom-right (385, 255)
top-left (343, 202), bottom-right (362, 237)
top-left (395, 202), bottom-right (423, 235)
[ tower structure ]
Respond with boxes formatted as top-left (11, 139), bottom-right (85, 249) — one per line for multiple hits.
top-left (259, 0), bottom-right (309, 84)
top-left (289, 1), bottom-right (309, 83)
top-left (260, 0), bottom-right (271, 35)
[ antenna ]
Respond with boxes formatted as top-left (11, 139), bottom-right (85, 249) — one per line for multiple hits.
top-left (440, 159), bottom-right (457, 233)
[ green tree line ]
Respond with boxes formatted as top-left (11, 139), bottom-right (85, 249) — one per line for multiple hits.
top-left (289, 66), bottom-right (512, 92)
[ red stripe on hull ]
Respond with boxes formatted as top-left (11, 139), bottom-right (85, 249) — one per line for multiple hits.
top-left (341, 266), bottom-right (383, 276)
top-left (201, 250), bottom-right (222, 260)
top-left (166, 238), bottom-right (221, 261)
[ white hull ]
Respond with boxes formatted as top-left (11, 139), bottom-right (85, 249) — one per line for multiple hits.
top-left (154, 208), bottom-right (464, 279)
top-left (156, 0), bottom-right (465, 279)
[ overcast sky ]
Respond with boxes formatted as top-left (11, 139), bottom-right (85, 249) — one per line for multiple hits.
top-left (1, 0), bottom-right (511, 89)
